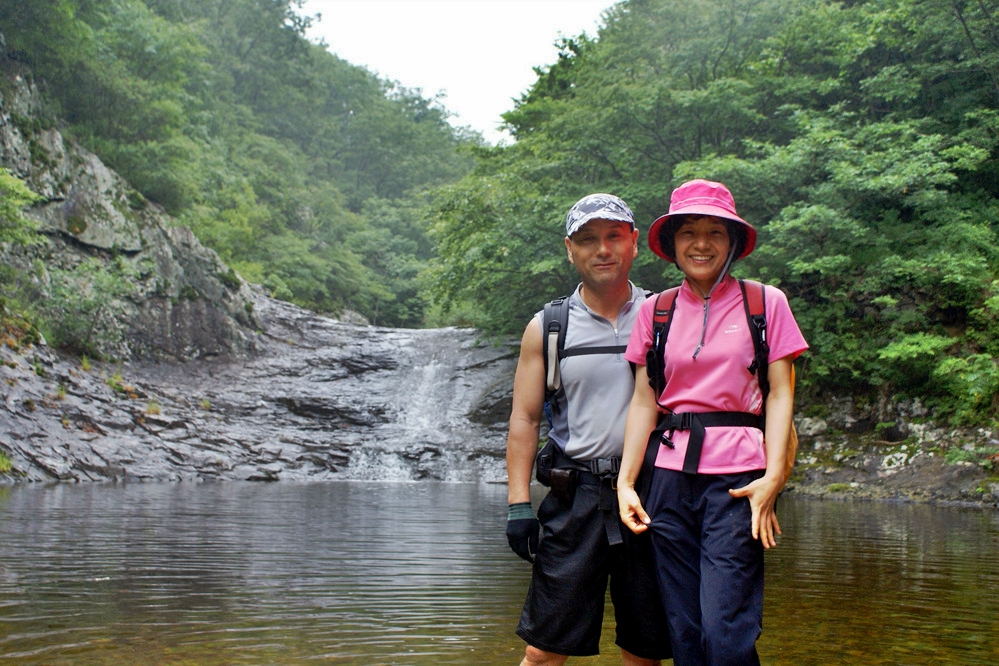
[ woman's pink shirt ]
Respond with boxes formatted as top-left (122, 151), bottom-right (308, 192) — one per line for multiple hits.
top-left (625, 276), bottom-right (808, 474)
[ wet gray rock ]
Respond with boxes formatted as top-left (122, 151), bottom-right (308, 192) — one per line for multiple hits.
top-left (0, 292), bottom-right (518, 484)
top-left (786, 430), bottom-right (999, 507)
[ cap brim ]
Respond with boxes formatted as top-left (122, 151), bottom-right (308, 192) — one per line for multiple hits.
top-left (567, 212), bottom-right (636, 237)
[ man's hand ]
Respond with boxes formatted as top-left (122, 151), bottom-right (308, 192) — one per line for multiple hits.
top-left (506, 502), bottom-right (540, 563)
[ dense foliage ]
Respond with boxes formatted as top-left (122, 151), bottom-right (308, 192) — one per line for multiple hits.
top-left (0, 168), bottom-right (40, 247)
top-left (0, 0), bottom-right (476, 326)
top-left (427, 0), bottom-right (999, 425)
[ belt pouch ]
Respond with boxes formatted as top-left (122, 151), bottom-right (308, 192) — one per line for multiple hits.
top-left (549, 468), bottom-right (577, 504)
top-left (535, 440), bottom-right (555, 487)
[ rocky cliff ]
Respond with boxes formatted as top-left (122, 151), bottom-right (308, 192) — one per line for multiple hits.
top-left (0, 293), bottom-right (518, 484)
top-left (1, 56), bottom-right (259, 361)
top-left (0, 48), bottom-right (520, 486)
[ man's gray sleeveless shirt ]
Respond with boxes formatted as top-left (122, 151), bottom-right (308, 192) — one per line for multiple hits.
top-left (537, 283), bottom-right (647, 461)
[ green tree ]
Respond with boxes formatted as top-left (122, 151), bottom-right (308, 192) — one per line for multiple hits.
top-left (41, 257), bottom-right (138, 360)
top-left (2, 0), bottom-right (475, 324)
top-left (0, 169), bottom-right (43, 345)
top-left (427, 0), bottom-right (999, 425)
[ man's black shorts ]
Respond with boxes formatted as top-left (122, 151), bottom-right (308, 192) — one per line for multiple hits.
top-left (515, 479), bottom-right (672, 658)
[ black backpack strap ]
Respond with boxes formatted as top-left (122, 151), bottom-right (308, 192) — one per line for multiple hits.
top-left (543, 294), bottom-right (631, 398)
top-left (544, 289), bottom-right (646, 416)
top-left (644, 288), bottom-right (679, 403)
top-left (739, 279), bottom-right (770, 401)
top-left (637, 412), bottom-right (669, 503)
top-left (561, 345), bottom-right (627, 358)
top-left (542, 297), bottom-right (569, 402)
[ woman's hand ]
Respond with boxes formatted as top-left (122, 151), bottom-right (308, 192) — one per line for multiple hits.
top-left (618, 483), bottom-right (651, 534)
top-left (728, 475), bottom-right (782, 548)
top-left (733, 356), bottom-right (795, 549)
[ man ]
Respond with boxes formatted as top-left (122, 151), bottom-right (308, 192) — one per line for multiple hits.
top-left (505, 194), bottom-right (672, 665)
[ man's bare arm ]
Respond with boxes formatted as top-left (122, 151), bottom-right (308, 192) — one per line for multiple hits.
top-left (506, 319), bottom-right (546, 505)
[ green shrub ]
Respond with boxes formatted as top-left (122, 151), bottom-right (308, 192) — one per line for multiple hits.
top-left (944, 445), bottom-right (999, 467)
top-left (877, 333), bottom-right (955, 390)
top-left (218, 267), bottom-right (242, 290)
top-left (931, 355), bottom-right (999, 425)
top-left (40, 257), bottom-right (137, 360)
top-left (0, 168), bottom-right (41, 246)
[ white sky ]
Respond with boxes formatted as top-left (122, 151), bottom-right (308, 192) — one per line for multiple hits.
top-left (299, 0), bottom-right (616, 145)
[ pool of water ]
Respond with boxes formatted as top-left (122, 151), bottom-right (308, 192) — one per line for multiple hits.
top-left (0, 483), bottom-right (996, 664)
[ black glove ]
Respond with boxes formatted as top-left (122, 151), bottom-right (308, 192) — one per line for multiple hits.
top-left (506, 502), bottom-right (540, 563)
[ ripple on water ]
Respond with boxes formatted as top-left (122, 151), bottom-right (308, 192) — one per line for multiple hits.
top-left (1, 485), bottom-right (997, 664)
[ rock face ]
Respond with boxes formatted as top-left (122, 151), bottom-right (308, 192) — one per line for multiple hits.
top-left (0, 292), bottom-right (519, 483)
top-left (1, 58), bottom-right (259, 361)
top-left (0, 54), bottom-right (519, 485)
top-left (786, 401), bottom-right (999, 506)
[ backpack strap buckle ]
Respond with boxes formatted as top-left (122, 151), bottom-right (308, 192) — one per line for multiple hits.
top-left (663, 411), bottom-right (692, 430)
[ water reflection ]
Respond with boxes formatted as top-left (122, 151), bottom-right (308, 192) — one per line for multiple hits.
top-left (0, 483), bottom-right (528, 664)
top-left (761, 499), bottom-right (999, 665)
top-left (0, 484), bottom-right (997, 664)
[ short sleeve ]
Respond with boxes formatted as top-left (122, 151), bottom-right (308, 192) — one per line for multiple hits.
top-left (764, 285), bottom-right (808, 363)
top-left (625, 296), bottom-right (657, 365)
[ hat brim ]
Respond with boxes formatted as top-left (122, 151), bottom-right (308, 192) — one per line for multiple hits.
top-left (647, 206), bottom-right (757, 262)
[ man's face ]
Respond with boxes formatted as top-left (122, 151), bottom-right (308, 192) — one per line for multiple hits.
top-left (564, 219), bottom-right (639, 289)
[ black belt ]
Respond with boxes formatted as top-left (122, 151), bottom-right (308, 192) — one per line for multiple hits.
top-left (552, 447), bottom-right (621, 479)
top-left (657, 411), bottom-right (763, 475)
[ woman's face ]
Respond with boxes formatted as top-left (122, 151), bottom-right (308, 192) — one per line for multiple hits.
top-left (673, 215), bottom-right (732, 295)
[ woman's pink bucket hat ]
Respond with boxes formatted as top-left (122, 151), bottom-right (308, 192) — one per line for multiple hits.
top-left (647, 179), bottom-right (757, 262)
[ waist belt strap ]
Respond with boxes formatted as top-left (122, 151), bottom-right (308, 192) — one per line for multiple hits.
top-left (553, 447), bottom-right (621, 478)
top-left (662, 411), bottom-right (763, 475)
top-left (636, 412), bottom-right (674, 503)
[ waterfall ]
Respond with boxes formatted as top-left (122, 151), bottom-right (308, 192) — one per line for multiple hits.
top-left (338, 327), bottom-right (518, 483)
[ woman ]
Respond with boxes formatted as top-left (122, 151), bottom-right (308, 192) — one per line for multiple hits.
top-left (616, 179), bottom-right (808, 665)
